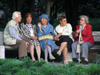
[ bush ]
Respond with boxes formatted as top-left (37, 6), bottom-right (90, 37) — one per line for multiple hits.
top-left (0, 57), bottom-right (100, 75)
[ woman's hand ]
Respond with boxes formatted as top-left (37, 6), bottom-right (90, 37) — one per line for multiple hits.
top-left (56, 33), bottom-right (62, 38)
top-left (76, 30), bottom-right (80, 36)
top-left (54, 37), bottom-right (59, 41)
top-left (76, 30), bottom-right (80, 34)
top-left (30, 36), bottom-right (37, 40)
top-left (30, 36), bottom-right (34, 40)
top-left (79, 41), bottom-right (84, 44)
top-left (34, 37), bottom-right (38, 40)
top-left (38, 22), bottom-right (42, 31)
top-left (54, 35), bottom-right (60, 41)
top-left (54, 33), bottom-right (62, 41)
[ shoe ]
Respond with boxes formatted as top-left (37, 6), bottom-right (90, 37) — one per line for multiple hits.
top-left (45, 60), bottom-right (48, 62)
top-left (33, 60), bottom-right (36, 63)
top-left (19, 57), bottom-right (24, 61)
top-left (57, 51), bottom-right (61, 55)
top-left (77, 59), bottom-right (82, 63)
top-left (40, 58), bottom-right (43, 61)
top-left (64, 60), bottom-right (68, 64)
top-left (49, 55), bottom-right (55, 60)
top-left (83, 60), bottom-right (88, 64)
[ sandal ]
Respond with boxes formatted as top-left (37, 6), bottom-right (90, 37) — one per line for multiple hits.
top-left (45, 60), bottom-right (48, 62)
top-left (49, 55), bottom-right (55, 60)
top-left (57, 51), bottom-right (61, 55)
top-left (40, 58), bottom-right (43, 61)
top-left (83, 60), bottom-right (88, 64)
top-left (77, 59), bottom-right (82, 63)
top-left (33, 60), bottom-right (36, 63)
top-left (64, 60), bottom-right (68, 64)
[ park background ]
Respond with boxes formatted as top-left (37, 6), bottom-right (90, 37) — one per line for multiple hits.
top-left (0, 0), bottom-right (100, 59)
top-left (0, 0), bottom-right (100, 31)
top-left (0, 0), bottom-right (100, 75)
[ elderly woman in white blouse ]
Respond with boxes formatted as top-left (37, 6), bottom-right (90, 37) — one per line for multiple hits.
top-left (54, 15), bottom-right (74, 64)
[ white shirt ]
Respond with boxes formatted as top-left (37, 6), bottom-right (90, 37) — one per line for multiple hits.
top-left (58, 26), bottom-right (64, 33)
top-left (54, 23), bottom-right (74, 41)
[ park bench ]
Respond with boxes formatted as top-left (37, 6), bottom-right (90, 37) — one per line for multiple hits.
top-left (0, 31), bottom-right (100, 61)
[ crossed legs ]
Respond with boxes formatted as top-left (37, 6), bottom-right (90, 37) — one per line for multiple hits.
top-left (57, 42), bottom-right (68, 64)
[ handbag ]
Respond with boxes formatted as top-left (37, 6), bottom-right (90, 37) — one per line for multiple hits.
top-left (38, 34), bottom-right (53, 41)
top-left (76, 44), bottom-right (81, 53)
top-left (76, 31), bottom-right (82, 53)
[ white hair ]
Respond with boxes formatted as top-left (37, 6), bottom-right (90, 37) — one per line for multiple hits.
top-left (12, 11), bottom-right (21, 20)
top-left (79, 15), bottom-right (89, 23)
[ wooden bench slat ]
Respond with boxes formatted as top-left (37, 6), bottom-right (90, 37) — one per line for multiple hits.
top-left (55, 46), bottom-right (60, 50)
top-left (90, 45), bottom-right (100, 50)
top-left (5, 46), bottom-right (18, 50)
top-left (0, 31), bottom-right (100, 50)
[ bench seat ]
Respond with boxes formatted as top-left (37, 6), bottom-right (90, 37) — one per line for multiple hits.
top-left (0, 31), bottom-right (100, 60)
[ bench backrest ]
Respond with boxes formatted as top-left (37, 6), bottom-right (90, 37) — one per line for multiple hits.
top-left (0, 31), bottom-right (4, 45)
top-left (92, 31), bottom-right (100, 42)
top-left (0, 31), bottom-right (100, 45)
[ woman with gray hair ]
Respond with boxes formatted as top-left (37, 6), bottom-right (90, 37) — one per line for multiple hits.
top-left (72, 15), bottom-right (94, 64)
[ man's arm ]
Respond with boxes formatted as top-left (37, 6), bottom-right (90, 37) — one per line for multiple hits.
top-left (9, 26), bottom-right (22, 40)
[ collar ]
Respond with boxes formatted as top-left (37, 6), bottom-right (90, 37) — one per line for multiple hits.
top-left (12, 20), bottom-right (18, 26)
top-left (79, 24), bottom-right (86, 31)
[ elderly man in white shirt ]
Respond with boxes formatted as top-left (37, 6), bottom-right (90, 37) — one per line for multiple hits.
top-left (54, 15), bottom-right (74, 64)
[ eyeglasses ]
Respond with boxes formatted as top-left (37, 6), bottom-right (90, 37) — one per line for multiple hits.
top-left (80, 19), bottom-right (85, 21)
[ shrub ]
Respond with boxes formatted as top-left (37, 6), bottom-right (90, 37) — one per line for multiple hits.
top-left (0, 57), bottom-right (100, 75)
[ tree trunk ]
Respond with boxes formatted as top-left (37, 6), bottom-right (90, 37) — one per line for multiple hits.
top-left (46, 0), bottom-right (51, 18)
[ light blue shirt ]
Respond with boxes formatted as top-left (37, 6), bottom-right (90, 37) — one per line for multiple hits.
top-left (8, 20), bottom-right (22, 40)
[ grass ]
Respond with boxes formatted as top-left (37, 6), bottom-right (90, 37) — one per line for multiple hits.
top-left (0, 57), bottom-right (100, 75)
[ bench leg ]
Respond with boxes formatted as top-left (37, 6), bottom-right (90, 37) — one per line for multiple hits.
top-left (67, 52), bottom-right (72, 62)
top-left (0, 46), bottom-right (5, 59)
top-left (62, 52), bottom-right (72, 62)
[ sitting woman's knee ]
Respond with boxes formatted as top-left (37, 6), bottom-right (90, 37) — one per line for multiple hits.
top-left (71, 42), bottom-right (75, 48)
top-left (81, 42), bottom-right (87, 47)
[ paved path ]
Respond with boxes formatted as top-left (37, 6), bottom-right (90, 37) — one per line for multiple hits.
top-left (48, 61), bottom-right (92, 66)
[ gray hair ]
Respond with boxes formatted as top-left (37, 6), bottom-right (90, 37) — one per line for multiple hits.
top-left (79, 15), bottom-right (89, 23)
top-left (12, 11), bottom-right (21, 20)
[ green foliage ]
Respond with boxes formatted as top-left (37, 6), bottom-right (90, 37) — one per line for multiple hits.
top-left (32, 18), bottom-right (39, 25)
top-left (52, 19), bottom-right (59, 28)
top-left (94, 54), bottom-right (100, 64)
top-left (0, 57), bottom-right (100, 75)
top-left (0, 2), bottom-right (11, 18)
top-left (78, 0), bottom-right (100, 18)
top-left (89, 18), bottom-right (100, 31)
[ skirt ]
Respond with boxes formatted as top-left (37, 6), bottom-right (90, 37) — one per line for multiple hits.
top-left (30, 40), bottom-right (40, 46)
top-left (55, 36), bottom-right (73, 52)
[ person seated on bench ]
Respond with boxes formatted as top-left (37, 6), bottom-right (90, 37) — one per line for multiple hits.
top-left (54, 15), bottom-right (74, 64)
top-left (21, 13), bottom-right (41, 62)
top-left (72, 15), bottom-right (94, 64)
top-left (4, 11), bottom-right (29, 61)
top-left (37, 14), bottom-right (56, 62)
